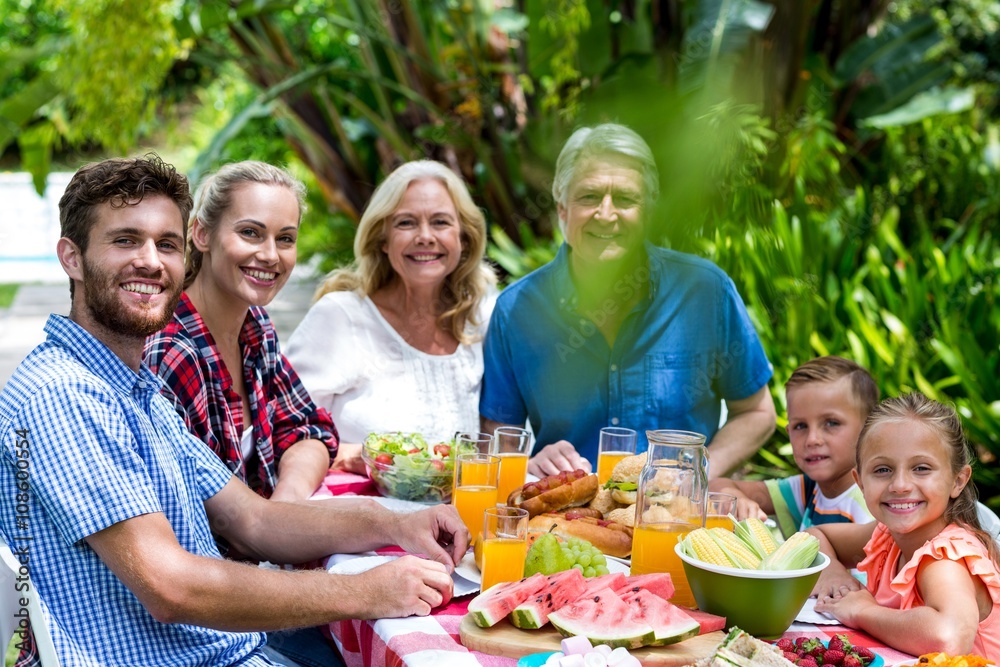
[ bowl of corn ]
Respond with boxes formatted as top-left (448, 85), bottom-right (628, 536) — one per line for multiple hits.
top-left (675, 519), bottom-right (830, 639)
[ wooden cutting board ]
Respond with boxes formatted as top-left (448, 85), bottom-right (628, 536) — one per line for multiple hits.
top-left (460, 616), bottom-right (724, 665)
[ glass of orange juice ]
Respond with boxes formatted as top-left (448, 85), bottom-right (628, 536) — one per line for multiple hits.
top-left (453, 453), bottom-right (500, 538)
top-left (453, 432), bottom-right (493, 488)
top-left (480, 506), bottom-right (529, 591)
top-left (705, 492), bottom-right (737, 531)
top-left (629, 429), bottom-right (707, 609)
top-left (596, 426), bottom-right (637, 485)
top-left (492, 427), bottom-right (531, 505)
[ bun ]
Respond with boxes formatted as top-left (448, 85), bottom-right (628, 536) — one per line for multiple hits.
top-left (587, 488), bottom-right (617, 516)
top-left (605, 505), bottom-right (637, 527)
top-left (528, 513), bottom-right (633, 559)
top-left (610, 489), bottom-right (637, 505)
top-left (507, 470), bottom-right (599, 518)
top-left (610, 452), bottom-right (646, 483)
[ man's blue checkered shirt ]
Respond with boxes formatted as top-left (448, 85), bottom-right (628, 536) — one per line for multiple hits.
top-left (0, 315), bottom-right (272, 666)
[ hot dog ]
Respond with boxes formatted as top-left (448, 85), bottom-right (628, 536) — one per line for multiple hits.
top-left (528, 513), bottom-right (634, 559)
top-left (506, 469), bottom-right (599, 518)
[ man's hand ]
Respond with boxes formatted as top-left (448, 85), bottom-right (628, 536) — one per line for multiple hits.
top-left (528, 440), bottom-right (592, 477)
top-left (392, 504), bottom-right (470, 572)
top-left (352, 556), bottom-right (454, 618)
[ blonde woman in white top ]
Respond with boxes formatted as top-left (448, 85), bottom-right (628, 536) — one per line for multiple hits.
top-left (286, 160), bottom-right (497, 472)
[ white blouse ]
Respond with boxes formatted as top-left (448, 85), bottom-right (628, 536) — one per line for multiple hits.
top-left (285, 291), bottom-right (495, 444)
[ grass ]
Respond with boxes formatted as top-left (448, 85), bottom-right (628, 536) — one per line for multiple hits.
top-left (0, 285), bottom-right (18, 309)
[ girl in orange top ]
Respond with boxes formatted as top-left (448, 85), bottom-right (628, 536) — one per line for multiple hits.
top-left (813, 393), bottom-right (1000, 660)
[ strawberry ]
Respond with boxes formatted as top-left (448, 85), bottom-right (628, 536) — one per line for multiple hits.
top-left (822, 649), bottom-right (846, 665)
top-left (853, 647), bottom-right (876, 665)
top-left (797, 657), bottom-right (819, 667)
top-left (784, 651), bottom-right (802, 662)
top-left (842, 656), bottom-right (862, 667)
top-left (828, 634), bottom-right (849, 653)
top-left (776, 638), bottom-right (797, 652)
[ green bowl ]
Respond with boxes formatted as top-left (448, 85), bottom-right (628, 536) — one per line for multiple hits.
top-left (676, 543), bottom-right (829, 639)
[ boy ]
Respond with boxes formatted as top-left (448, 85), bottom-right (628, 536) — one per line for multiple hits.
top-left (709, 356), bottom-right (879, 538)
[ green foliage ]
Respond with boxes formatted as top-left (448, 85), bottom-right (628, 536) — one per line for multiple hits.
top-left (49, 0), bottom-right (180, 150)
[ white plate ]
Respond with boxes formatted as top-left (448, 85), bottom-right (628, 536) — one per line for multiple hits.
top-left (326, 554), bottom-right (479, 597)
top-left (453, 551), bottom-right (630, 586)
top-left (313, 495), bottom-right (427, 513)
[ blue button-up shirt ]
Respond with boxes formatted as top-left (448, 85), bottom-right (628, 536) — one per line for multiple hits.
top-left (480, 243), bottom-right (773, 465)
top-left (0, 315), bottom-right (270, 666)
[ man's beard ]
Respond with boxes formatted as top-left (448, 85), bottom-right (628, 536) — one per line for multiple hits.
top-left (80, 257), bottom-right (181, 338)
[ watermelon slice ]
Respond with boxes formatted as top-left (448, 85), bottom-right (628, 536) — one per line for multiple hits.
top-left (613, 573), bottom-right (675, 601)
top-left (549, 587), bottom-right (655, 649)
top-left (510, 568), bottom-right (586, 629)
top-left (577, 572), bottom-right (627, 601)
top-left (467, 573), bottom-right (546, 628)
top-left (617, 588), bottom-right (700, 646)
top-left (685, 608), bottom-right (727, 634)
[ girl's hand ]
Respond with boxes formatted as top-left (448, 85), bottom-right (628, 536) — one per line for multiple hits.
top-left (814, 584), bottom-right (877, 626)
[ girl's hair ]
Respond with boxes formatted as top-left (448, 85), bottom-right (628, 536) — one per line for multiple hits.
top-left (185, 161), bottom-right (307, 289)
top-left (314, 160), bottom-right (496, 344)
top-left (857, 392), bottom-right (999, 564)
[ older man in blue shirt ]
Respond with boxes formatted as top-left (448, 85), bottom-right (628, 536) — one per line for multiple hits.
top-left (480, 123), bottom-right (776, 479)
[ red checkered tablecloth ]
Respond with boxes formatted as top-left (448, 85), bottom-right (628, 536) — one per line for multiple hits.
top-left (318, 472), bottom-right (918, 667)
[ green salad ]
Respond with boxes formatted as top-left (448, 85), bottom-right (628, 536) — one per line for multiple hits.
top-left (363, 432), bottom-right (455, 504)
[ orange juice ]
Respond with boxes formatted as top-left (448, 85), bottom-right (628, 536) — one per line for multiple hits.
top-left (453, 485), bottom-right (497, 537)
top-left (460, 460), bottom-right (494, 487)
top-left (496, 453), bottom-right (529, 504)
top-left (704, 515), bottom-right (735, 531)
top-left (630, 522), bottom-right (699, 608)
top-left (597, 451), bottom-right (631, 485)
top-left (480, 538), bottom-right (527, 591)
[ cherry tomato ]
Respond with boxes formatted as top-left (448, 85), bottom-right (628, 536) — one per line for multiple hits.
top-left (375, 453), bottom-right (393, 466)
top-left (430, 459), bottom-right (446, 471)
top-left (433, 443), bottom-right (451, 457)
top-left (408, 447), bottom-right (422, 454)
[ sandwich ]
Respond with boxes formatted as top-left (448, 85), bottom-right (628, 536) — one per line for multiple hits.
top-left (688, 627), bottom-right (796, 667)
top-left (603, 452), bottom-right (646, 505)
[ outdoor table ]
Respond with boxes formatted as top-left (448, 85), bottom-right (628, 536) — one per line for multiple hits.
top-left (314, 471), bottom-right (919, 667)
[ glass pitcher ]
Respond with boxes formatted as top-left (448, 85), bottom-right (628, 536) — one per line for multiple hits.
top-left (629, 429), bottom-right (708, 608)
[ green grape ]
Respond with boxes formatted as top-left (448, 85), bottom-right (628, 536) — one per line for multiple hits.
top-left (583, 566), bottom-right (596, 577)
top-left (572, 563), bottom-right (584, 573)
top-left (592, 554), bottom-right (606, 567)
top-left (577, 553), bottom-right (592, 567)
top-left (595, 565), bottom-right (609, 576)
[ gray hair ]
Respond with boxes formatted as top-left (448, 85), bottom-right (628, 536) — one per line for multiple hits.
top-left (551, 123), bottom-right (660, 208)
top-left (185, 161), bottom-right (307, 288)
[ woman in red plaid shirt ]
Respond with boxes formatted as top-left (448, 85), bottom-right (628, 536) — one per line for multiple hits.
top-left (144, 161), bottom-right (337, 504)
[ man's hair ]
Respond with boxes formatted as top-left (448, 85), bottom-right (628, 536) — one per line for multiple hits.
top-left (551, 123), bottom-right (660, 209)
top-left (59, 153), bottom-right (193, 254)
top-left (785, 355), bottom-right (880, 418)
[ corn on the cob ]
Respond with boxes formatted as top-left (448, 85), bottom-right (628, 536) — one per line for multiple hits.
top-left (733, 516), bottom-right (779, 558)
top-left (759, 531), bottom-right (820, 571)
top-left (681, 528), bottom-right (731, 566)
top-left (708, 527), bottom-right (762, 569)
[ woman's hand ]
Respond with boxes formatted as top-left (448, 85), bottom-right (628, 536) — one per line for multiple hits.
top-left (330, 442), bottom-right (366, 475)
top-left (527, 441), bottom-right (592, 477)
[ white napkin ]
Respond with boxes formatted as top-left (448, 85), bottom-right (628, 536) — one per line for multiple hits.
top-left (326, 554), bottom-right (480, 597)
top-left (795, 597), bottom-right (840, 625)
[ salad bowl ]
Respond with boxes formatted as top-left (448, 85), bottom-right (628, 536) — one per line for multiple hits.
top-left (362, 432), bottom-right (456, 504)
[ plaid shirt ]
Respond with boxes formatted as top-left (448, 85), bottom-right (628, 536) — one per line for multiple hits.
top-left (144, 293), bottom-right (338, 497)
top-left (0, 315), bottom-right (271, 666)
